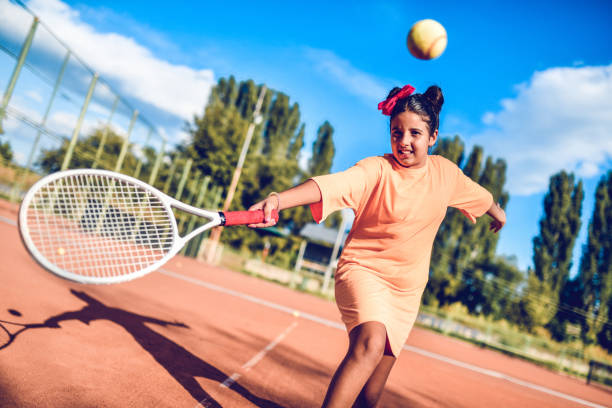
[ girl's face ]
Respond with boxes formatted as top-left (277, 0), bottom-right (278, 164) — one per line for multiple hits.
top-left (390, 111), bottom-right (437, 168)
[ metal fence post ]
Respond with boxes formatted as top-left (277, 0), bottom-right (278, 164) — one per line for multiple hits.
top-left (92, 96), bottom-right (119, 169)
top-left (185, 175), bottom-right (211, 257)
top-left (322, 211), bottom-right (347, 294)
top-left (0, 17), bottom-right (39, 134)
top-left (178, 171), bottom-right (200, 233)
top-left (26, 50), bottom-right (70, 164)
top-left (175, 158), bottom-right (192, 201)
top-left (8, 50), bottom-right (71, 202)
top-left (163, 156), bottom-right (179, 194)
top-left (60, 73), bottom-right (98, 170)
top-left (148, 139), bottom-right (166, 186)
top-left (133, 128), bottom-right (152, 179)
top-left (291, 240), bottom-right (307, 289)
top-left (114, 109), bottom-right (138, 173)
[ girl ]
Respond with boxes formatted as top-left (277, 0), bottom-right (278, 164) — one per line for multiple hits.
top-left (248, 84), bottom-right (506, 407)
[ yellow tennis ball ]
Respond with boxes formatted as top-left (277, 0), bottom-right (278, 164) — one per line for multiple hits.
top-left (292, 310), bottom-right (300, 318)
top-left (407, 19), bottom-right (447, 60)
top-left (57, 247), bottom-right (66, 255)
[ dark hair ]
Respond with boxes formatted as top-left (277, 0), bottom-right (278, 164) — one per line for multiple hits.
top-left (386, 85), bottom-right (444, 134)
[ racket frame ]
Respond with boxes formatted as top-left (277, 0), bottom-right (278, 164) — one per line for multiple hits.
top-left (18, 169), bottom-right (224, 284)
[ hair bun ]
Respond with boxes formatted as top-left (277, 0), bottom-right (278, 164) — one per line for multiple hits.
top-left (385, 87), bottom-right (403, 100)
top-left (423, 85), bottom-right (444, 115)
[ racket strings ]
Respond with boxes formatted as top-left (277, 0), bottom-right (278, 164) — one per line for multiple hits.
top-left (25, 173), bottom-right (175, 279)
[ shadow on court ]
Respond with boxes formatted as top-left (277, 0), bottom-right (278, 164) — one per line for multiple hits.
top-left (2, 289), bottom-right (285, 408)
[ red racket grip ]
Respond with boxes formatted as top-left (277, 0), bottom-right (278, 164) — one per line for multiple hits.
top-left (221, 210), bottom-right (279, 226)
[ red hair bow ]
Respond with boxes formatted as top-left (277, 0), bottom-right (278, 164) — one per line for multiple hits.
top-left (377, 84), bottom-right (415, 116)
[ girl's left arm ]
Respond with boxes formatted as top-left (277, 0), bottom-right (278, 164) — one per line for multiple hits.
top-left (486, 202), bottom-right (506, 233)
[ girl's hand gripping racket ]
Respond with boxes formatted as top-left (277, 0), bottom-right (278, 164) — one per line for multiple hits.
top-left (18, 169), bottom-right (278, 284)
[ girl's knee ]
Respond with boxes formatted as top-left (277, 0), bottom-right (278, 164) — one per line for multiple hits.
top-left (349, 332), bottom-right (386, 364)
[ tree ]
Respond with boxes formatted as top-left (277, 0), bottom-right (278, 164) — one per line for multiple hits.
top-left (187, 76), bottom-right (336, 261)
top-left (516, 269), bottom-right (560, 331)
top-left (309, 121), bottom-right (335, 177)
top-left (0, 140), bottom-right (12, 163)
top-left (457, 256), bottom-right (523, 319)
top-left (546, 278), bottom-right (583, 341)
top-left (447, 146), bottom-right (485, 295)
top-left (307, 121), bottom-right (341, 228)
top-left (189, 99), bottom-right (251, 191)
top-left (577, 171), bottom-right (612, 348)
top-left (36, 127), bottom-right (141, 174)
top-left (527, 171), bottom-right (583, 328)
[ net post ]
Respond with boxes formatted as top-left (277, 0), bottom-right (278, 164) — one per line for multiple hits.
top-left (61, 73), bottom-right (99, 171)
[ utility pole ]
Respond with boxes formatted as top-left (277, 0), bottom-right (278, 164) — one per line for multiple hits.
top-left (205, 85), bottom-right (267, 263)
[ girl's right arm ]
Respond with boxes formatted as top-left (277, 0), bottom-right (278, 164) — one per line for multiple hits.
top-left (247, 179), bottom-right (322, 228)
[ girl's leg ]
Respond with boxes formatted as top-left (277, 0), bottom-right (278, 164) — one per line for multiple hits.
top-left (321, 321), bottom-right (387, 408)
top-left (352, 354), bottom-right (396, 407)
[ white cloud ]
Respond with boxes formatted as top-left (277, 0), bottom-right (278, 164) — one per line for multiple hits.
top-left (471, 64), bottom-right (612, 196)
top-left (26, 90), bottom-right (43, 103)
top-left (87, 100), bottom-right (113, 118)
top-left (304, 47), bottom-right (388, 104)
top-left (13, 151), bottom-right (26, 163)
top-left (46, 110), bottom-right (112, 140)
top-left (3, 115), bottom-right (20, 133)
top-left (175, 129), bottom-right (191, 145)
top-left (298, 150), bottom-right (312, 172)
top-left (2, 0), bottom-right (214, 127)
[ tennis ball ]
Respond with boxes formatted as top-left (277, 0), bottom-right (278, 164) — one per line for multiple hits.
top-left (292, 310), bottom-right (300, 318)
top-left (57, 247), bottom-right (66, 255)
top-left (407, 19), bottom-right (447, 60)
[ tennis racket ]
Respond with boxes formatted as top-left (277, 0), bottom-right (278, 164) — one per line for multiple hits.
top-left (0, 313), bottom-right (36, 351)
top-left (18, 169), bottom-right (278, 285)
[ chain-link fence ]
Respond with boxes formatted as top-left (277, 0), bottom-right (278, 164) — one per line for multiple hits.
top-left (0, 0), bottom-right (220, 258)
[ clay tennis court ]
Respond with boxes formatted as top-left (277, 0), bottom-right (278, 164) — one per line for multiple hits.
top-left (0, 200), bottom-right (610, 407)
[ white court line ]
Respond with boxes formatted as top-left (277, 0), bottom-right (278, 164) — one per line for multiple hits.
top-left (195, 321), bottom-right (298, 408)
top-left (403, 345), bottom-right (606, 408)
top-left (160, 268), bottom-right (607, 408)
top-left (220, 321), bottom-right (298, 389)
top-left (0, 215), bottom-right (17, 226)
top-left (160, 269), bottom-right (344, 330)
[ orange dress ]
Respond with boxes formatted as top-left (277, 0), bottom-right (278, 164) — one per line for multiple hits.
top-left (310, 154), bottom-right (493, 356)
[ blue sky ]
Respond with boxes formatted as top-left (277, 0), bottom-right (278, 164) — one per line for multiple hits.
top-left (1, 0), bottom-right (611, 275)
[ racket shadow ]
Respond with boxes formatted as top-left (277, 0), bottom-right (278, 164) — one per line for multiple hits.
top-left (3, 289), bottom-right (285, 408)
